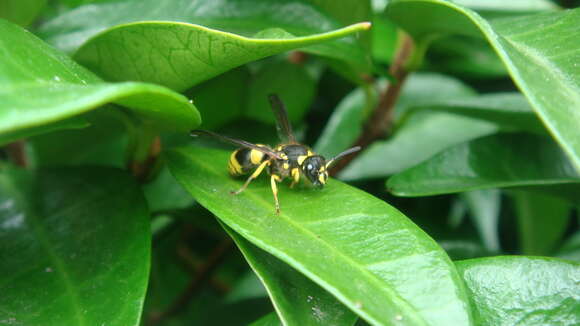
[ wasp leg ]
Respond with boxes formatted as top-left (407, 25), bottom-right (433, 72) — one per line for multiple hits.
top-left (271, 175), bottom-right (280, 214)
top-left (231, 160), bottom-right (269, 195)
top-left (289, 168), bottom-right (300, 189)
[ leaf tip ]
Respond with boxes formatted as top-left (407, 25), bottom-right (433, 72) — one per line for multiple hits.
top-left (360, 22), bottom-right (372, 30)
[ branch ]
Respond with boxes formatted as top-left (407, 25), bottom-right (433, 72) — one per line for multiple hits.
top-left (329, 34), bottom-right (415, 176)
top-left (147, 238), bottom-right (233, 326)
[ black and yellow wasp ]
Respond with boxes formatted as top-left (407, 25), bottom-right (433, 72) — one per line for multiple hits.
top-left (191, 94), bottom-right (360, 214)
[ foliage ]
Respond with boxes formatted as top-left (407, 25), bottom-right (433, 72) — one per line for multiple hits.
top-left (0, 0), bottom-right (578, 325)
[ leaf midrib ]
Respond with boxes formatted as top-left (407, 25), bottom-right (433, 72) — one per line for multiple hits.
top-left (8, 181), bottom-right (86, 326)
top-left (181, 149), bottom-right (428, 326)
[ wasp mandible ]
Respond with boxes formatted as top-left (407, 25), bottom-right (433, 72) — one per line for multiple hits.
top-left (191, 94), bottom-right (360, 214)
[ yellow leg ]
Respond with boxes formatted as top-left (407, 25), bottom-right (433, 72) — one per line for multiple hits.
top-left (271, 175), bottom-right (280, 214)
top-left (289, 168), bottom-right (300, 188)
top-left (231, 161), bottom-right (268, 195)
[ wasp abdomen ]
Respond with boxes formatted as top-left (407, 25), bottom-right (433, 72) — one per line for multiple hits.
top-left (229, 145), bottom-right (269, 176)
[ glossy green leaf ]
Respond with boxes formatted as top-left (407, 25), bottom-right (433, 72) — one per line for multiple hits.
top-left (0, 0), bottom-right (46, 26)
top-left (557, 231), bottom-right (580, 263)
top-left (222, 223), bottom-right (358, 326)
top-left (0, 19), bottom-right (200, 143)
top-left (339, 111), bottom-right (498, 181)
top-left (250, 312), bottom-right (283, 326)
top-left (438, 240), bottom-right (490, 261)
top-left (185, 67), bottom-right (250, 130)
top-left (402, 93), bottom-right (545, 134)
top-left (512, 190), bottom-right (571, 255)
top-left (245, 59), bottom-right (317, 125)
top-left (73, 20), bottom-right (369, 91)
top-left (315, 73), bottom-right (477, 160)
top-left (41, 0), bottom-right (369, 62)
top-left (388, 133), bottom-right (580, 196)
top-left (0, 166), bottom-right (150, 326)
top-left (167, 146), bottom-right (472, 326)
top-left (454, 0), bottom-right (558, 16)
top-left (387, 0), bottom-right (580, 172)
top-left (426, 36), bottom-right (507, 78)
top-left (462, 190), bottom-right (501, 252)
top-left (456, 256), bottom-right (580, 326)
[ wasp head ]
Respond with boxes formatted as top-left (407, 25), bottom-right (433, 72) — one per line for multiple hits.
top-left (302, 155), bottom-right (328, 188)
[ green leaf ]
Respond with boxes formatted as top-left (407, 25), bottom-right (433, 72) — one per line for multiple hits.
top-left (0, 0), bottom-right (46, 26)
top-left (402, 93), bottom-right (545, 134)
top-left (250, 312), bottom-right (283, 326)
top-left (426, 36), bottom-right (507, 79)
top-left (185, 67), bottom-right (250, 130)
top-left (0, 19), bottom-right (200, 143)
top-left (222, 223), bottom-right (357, 326)
top-left (245, 59), bottom-right (318, 125)
top-left (0, 166), bottom-right (150, 326)
top-left (461, 190), bottom-right (501, 252)
top-left (340, 111), bottom-right (498, 181)
top-left (512, 190), bottom-right (571, 255)
top-left (73, 20), bottom-right (369, 91)
top-left (167, 146), bottom-right (473, 326)
top-left (456, 256), bottom-right (580, 326)
top-left (557, 231), bottom-right (580, 263)
top-left (386, 0), bottom-right (580, 172)
top-left (315, 73), bottom-right (479, 163)
top-left (454, 0), bottom-right (558, 17)
top-left (388, 133), bottom-right (580, 196)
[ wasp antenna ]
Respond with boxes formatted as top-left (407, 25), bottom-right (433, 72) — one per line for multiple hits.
top-left (325, 146), bottom-right (361, 168)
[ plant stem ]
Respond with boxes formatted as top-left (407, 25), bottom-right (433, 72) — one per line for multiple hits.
top-left (329, 34), bottom-right (415, 176)
top-left (147, 238), bottom-right (233, 326)
top-left (5, 140), bottom-right (28, 167)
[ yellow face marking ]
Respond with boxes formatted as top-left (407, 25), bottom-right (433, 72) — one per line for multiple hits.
top-left (318, 174), bottom-right (326, 184)
top-left (250, 149), bottom-right (264, 165)
top-left (297, 155), bottom-right (308, 165)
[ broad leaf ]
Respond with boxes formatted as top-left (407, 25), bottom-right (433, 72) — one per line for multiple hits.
top-left (185, 67), bottom-right (250, 130)
top-left (401, 93), bottom-right (545, 134)
top-left (0, 166), bottom-right (150, 326)
top-left (386, 0), bottom-right (580, 172)
top-left (557, 231), bottom-right (580, 263)
top-left (462, 190), bottom-right (501, 252)
top-left (245, 59), bottom-right (318, 125)
top-left (222, 223), bottom-right (357, 326)
top-left (0, 19), bottom-right (200, 144)
top-left (314, 73), bottom-right (482, 171)
top-left (340, 111), bottom-right (498, 181)
top-left (73, 20), bottom-right (369, 91)
top-left (250, 313), bottom-right (283, 326)
top-left (456, 256), bottom-right (580, 326)
top-left (453, 0), bottom-right (558, 17)
top-left (0, 0), bottom-right (46, 26)
top-left (167, 146), bottom-right (472, 326)
top-left (512, 190), bottom-right (571, 255)
top-left (388, 133), bottom-right (580, 196)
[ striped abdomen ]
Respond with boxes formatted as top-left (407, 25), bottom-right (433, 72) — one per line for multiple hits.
top-left (228, 145), bottom-right (270, 176)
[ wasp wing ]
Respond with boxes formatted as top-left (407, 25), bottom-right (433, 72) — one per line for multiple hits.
top-left (268, 94), bottom-right (296, 144)
top-left (191, 130), bottom-right (282, 160)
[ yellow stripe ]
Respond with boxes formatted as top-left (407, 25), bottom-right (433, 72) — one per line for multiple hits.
top-left (229, 151), bottom-right (243, 175)
top-left (250, 149), bottom-right (264, 165)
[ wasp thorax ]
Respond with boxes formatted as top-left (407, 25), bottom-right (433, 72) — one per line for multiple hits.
top-left (302, 155), bottom-right (328, 188)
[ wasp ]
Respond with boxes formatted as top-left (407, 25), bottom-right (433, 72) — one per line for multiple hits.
top-left (191, 94), bottom-right (360, 214)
